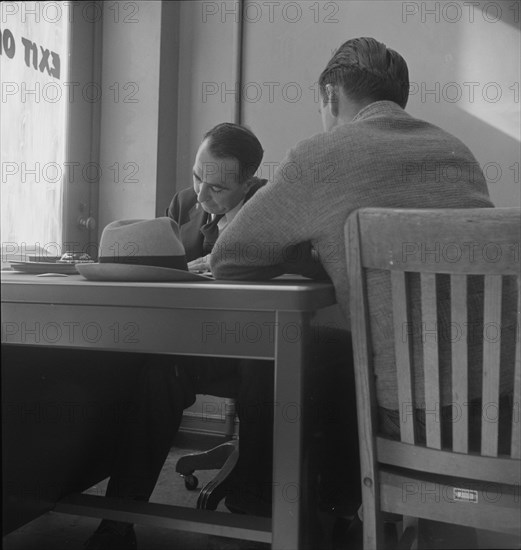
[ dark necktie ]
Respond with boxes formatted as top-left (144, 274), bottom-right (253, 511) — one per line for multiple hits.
top-left (200, 214), bottom-right (224, 254)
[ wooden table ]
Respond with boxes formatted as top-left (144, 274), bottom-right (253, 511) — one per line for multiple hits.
top-left (1, 272), bottom-right (340, 549)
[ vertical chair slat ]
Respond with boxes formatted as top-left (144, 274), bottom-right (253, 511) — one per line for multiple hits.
top-left (451, 275), bottom-right (468, 453)
top-left (481, 275), bottom-right (503, 457)
top-left (511, 279), bottom-right (521, 459)
top-left (391, 271), bottom-right (416, 444)
top-left (345, 213), bottom-right (385, 550)
top-left (421, 273), bottom-right (442, 449)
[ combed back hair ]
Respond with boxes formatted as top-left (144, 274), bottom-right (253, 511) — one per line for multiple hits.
top-left (203, 122), bottom-right (264, 182)
top-left (318, 37), bottom-right (410, 109)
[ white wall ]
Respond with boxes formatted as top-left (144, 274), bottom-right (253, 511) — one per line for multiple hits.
top-left (99, 1), bottom-right (520, 222)
top-left (175, 0), bottom-right (238, 190)
top-left (185, 0), bottom-right (521, 206)
top-left (97, 1), bottom-right (162, 230)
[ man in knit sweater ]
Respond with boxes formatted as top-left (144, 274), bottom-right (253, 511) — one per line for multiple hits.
top-left (211, 36), bottom-right (492, 311)
top-left (212, 38), bottom-right (517, 435)
top-left (211, 37), bottom-right (518, 544)
top-left (211, 36), bottom-right (498, 398)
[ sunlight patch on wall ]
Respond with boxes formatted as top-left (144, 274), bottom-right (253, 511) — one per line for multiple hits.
top-left (457, 16), bottom-right (520, 142)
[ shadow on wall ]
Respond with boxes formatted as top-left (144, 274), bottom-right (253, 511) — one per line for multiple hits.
top-left (481, 1), bottom-right (519, 29)
top-left (406, 2), bottom-right (520, 207)
top-left (406, 103), bottom-right (520, 208)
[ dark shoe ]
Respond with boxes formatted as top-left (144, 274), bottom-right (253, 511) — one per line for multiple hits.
top-left (223, 474), bottom-right (272, 517)
top-left (332, 514), bottom-right (400, 550)
top-left (225, 490), bottom-right (272, 518)
top-left (418, 518), bottom-right (478, 549)
top-left (332, 514), bottom-right (363, 550)
top-left (84, 521), bottom-right (137, 550)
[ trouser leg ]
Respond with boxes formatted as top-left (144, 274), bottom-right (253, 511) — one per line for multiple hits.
top-left (103, 355), bottom-right (274, 512)
top-left (225, 359), bottom-right (275, 514)
top-left (105, 354), bottom-right (240, 501)
top-left (235, 359), bottom-right (274, 477)
top-left (105, 356), bottom-right (188, 501)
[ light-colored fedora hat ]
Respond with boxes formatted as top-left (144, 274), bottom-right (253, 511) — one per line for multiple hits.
top-left (77, 217), bottom-right (209, 281)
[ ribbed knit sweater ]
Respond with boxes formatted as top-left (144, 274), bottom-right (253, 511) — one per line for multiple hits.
top-left (211, 101), bottom-right (515, 409)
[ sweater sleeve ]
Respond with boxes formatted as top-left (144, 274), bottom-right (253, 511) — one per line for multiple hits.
top-left (210, 148), bottom-right (324, 280)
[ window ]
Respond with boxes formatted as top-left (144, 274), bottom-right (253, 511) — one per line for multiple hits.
top-left (1, 1), bottom-right (69, 256)
top-left (1, 1), bottom-right (100, 263)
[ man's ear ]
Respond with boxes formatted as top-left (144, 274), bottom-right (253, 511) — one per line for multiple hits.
top-left (325, 84), bottom-right (339, 117)
top-left (242, 172), bottom-right (258, 192)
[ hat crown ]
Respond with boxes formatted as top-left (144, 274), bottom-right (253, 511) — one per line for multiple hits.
top-left (98, 217), bottom-right (187, 270)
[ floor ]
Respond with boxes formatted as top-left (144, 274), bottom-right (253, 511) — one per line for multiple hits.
top-left (2, 437), bottom-right (269, 550)
top-left (2, 436), bottom-right (518, 550)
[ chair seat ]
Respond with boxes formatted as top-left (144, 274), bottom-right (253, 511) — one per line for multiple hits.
top-left (378, 466), bottom-right (520, 536)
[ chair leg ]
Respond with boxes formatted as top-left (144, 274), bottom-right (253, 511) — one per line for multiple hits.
top-left (196, 443), bottom-right (240, 510)
top-left (176, 440), bottom-right (238, 491)
top-left (361, 502), bottom-right (386, 550)
top-left (417, 518), bottom-right (478, 549)
top-left (396, 517), bottom-right (418, 550)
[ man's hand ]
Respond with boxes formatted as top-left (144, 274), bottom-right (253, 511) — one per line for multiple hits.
top-left (188, 255), bottom-right (211, 273)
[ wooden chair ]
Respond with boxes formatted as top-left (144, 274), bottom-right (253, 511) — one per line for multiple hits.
top-left (345, 207), bottom-right (520, 549)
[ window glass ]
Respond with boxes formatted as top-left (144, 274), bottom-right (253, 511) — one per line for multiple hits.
top-left (1, 1), bottom-right (69, 258)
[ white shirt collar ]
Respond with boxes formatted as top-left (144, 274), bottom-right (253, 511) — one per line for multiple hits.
top-left (217, 200), bottom-right (244, 232)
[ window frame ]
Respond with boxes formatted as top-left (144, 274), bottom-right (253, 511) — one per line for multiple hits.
top-left (62, 1), bottom-right (102, 258)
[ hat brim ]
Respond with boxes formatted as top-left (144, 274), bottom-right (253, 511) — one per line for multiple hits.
top-left (76, 263), bottom-right (211, 282)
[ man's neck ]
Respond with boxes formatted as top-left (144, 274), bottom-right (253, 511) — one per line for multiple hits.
top-left (337, 99), bottom-right (373, 125)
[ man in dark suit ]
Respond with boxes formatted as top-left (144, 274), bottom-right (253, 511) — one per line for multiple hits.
top-left (166, 123), bottom-right (273, 512)
top-left (85, 123), bottom-right (273, 550)
top-left (167, 123), bottom-right (267, 268)
top-left (167, 178), bottom-right (266, 263)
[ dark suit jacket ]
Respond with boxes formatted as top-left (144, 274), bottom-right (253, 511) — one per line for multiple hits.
top-left (166, 178), bottom-right (267, 262)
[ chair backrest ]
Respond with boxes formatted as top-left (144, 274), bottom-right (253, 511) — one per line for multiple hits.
top-left (345, 208), bottom-right (520, 496)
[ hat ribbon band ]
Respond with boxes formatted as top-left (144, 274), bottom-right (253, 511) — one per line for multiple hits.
top-left (99, 255), bottom-right (187, 270)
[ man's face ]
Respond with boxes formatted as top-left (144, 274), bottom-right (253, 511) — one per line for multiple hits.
top-left (192, 139), bottom-right (249, 215)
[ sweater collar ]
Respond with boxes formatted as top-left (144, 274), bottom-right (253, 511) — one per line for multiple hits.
top-left (352, 100), bottom-right (407, 122)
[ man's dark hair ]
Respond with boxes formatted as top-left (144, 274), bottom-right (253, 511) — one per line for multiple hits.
top-left (318, 37), bottom-right (410, 109)
top-left (203, 122), bottom-right (264, 182)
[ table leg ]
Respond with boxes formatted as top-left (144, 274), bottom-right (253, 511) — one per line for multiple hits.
top-left (272, 310), bottom-right (314, 550)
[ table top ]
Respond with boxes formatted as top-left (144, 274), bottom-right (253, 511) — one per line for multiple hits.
top-left (1, 272), bottom-right (337, 312)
